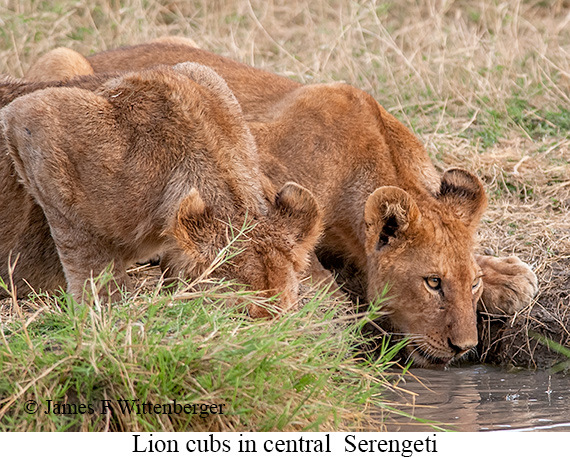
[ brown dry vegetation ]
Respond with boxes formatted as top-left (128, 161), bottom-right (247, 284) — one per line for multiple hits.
top-left (0, 0), bottom-right (569, 368)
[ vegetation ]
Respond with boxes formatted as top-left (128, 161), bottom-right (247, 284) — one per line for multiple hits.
top-left (0, 269), bottom-right (412, 431)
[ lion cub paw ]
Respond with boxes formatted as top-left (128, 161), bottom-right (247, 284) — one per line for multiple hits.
top-left (476, 255), bottom-right (538, 315)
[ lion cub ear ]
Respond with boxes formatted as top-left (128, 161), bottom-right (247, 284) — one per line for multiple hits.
top-left (274, 182), bottom-right (323, 255)
top-left (168, 188), bottom-right (210, 248)
top-left (439, 168), bottom-right (487, 230)
top-left (364, 187), bottom-right (421, 252)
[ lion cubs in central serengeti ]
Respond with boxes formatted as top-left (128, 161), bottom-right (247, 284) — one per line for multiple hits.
top-left (1, 63), bottom-right (323, 317)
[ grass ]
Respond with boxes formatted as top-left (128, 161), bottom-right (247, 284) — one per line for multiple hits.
top-left (0, 270), bottom-right (411, 432)
top-left (531, 331), bottom-right (570, 374)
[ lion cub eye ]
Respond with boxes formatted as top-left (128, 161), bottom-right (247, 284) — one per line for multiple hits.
top-left (472, 277), bottom-right (482, 292)
top-left (425, 276), bottom-right (442, 290)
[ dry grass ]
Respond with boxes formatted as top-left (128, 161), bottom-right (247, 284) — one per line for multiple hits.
top-left (0, 0), bottom-right (569, 367)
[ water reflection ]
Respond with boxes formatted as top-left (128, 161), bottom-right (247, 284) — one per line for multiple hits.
top-left (385, 365), bottom-right (570, 431)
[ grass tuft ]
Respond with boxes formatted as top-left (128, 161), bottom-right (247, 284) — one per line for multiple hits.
top-left (0, 272), bottom-right (410, 431)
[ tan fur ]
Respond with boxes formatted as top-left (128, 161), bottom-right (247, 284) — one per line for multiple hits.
top-left (18, 41), bottom-right (539, 365)
top-left (475, 255), bottom-right (538, 315)
top-left (0, 64), bottom-right (322, 316)
top-left (25, 47), bottom-right (94, 82)
top-left (150, 36), bottom-right (199, 48)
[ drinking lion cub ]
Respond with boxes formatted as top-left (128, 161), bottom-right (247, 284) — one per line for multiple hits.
top-left (1, 63), bottom-right (322, 316)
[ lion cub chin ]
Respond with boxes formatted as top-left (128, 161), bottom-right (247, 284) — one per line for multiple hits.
top-left (1, 63), bottom-right (323, 317)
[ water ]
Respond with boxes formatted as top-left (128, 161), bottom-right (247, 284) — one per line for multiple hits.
top-left (384, 365), bottom-right (570, 431)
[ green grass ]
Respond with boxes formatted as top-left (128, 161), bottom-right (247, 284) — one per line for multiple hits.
top-left (531, 332), bottom-right (570, 374)
top-left (459, 97), bottom-right (570, 151)
top-left (0, 277), bottom-right (409, 432)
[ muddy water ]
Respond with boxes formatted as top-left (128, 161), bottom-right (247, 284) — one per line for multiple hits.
top-left (385, 365), bottom-right (570, 431)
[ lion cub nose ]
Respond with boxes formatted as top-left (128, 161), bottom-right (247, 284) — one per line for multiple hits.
top-left (448, 337), bottom-right (477, 356)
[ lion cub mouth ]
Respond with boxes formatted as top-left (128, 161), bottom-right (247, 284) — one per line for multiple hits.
top-left (409, 344), bottom-right (455, 368)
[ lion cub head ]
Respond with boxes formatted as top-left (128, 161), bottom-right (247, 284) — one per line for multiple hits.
top-left (364, 169), bottom-right (487, 367)
top-left (163, 182), bottom-right (322, 317)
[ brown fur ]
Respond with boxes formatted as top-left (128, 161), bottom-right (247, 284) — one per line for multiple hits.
top-left (22, 41), bottom-right (539, 365)
top-left (475, 255), bottom-right (538, 315)
top-left (0, 73), bottom-right (121, 297)
top-left (0, 64), bottom-right (322, 316)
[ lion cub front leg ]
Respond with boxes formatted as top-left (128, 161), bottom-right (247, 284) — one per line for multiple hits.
top-left (2, 100), bottom-right (130, 303)
top-left (49, 219), bottom-right (131, 302)
top-left (475, 254), bottom-right (538, 314)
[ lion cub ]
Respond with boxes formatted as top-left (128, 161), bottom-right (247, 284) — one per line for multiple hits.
top-left (1, 64), bottom-right (322, 316)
